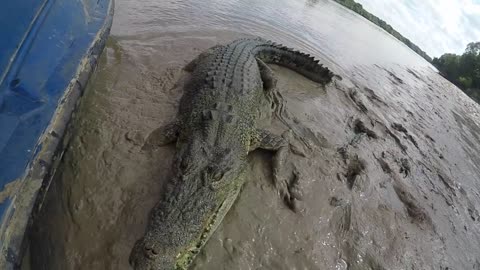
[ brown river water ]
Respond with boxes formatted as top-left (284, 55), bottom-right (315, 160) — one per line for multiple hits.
top-left (27, 0), bottom-right (480, 269)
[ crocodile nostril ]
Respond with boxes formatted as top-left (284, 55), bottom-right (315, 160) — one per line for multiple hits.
top-left (144, 245), bottom-right (159, 258)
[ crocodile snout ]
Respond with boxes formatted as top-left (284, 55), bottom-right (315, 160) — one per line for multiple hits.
top-left (129, 238), bottom-right (175, 270)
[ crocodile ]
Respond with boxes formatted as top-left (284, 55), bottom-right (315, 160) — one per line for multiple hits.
top-left (129, 37), bottom-right (334, 270)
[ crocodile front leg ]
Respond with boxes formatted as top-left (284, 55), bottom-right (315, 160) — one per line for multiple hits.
top-left (250, 129), bottom-right (302, 212)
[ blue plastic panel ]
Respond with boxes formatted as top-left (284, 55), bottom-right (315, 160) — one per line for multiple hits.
top-left (0, 0), bottom-right (45, 81)
top-left (0, 0), bottom-right (108, 205)
top-left (0, 0), bottom-right (113, 267)
top-left (0, 0), bottom-right (108, 183)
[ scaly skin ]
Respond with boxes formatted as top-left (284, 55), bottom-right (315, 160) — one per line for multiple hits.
top-left (129, 37), bottom-right (333, 270)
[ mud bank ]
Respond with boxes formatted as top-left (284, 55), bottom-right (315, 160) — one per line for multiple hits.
top-left (27, 0), bottom-right (480, 269)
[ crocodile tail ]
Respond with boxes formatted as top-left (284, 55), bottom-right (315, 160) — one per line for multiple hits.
top-left (253, 39), bottom-right (334, 84)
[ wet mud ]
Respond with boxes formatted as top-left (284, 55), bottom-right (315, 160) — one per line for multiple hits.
top-left (25, 0), bottom-right (480, 269)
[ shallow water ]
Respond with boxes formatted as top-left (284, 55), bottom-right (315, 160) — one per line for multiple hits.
top-left (29, 0), bottom-right (480, 269)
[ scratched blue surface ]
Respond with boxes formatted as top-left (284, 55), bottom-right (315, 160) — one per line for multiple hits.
top-left (0, 0), bottom-right (110, 222)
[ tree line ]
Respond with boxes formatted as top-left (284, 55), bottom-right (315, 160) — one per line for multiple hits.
top-left (432, 42), bottom-right (480, 103)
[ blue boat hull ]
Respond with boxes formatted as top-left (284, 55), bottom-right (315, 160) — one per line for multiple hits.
top-left (0, 0), bottom-right (114, 267)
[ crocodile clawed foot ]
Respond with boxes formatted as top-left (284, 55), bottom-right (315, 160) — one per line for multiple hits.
top-left (282, 130), bottom-right (307, 158)
top-left (275, 166), bottom-right (303, 212)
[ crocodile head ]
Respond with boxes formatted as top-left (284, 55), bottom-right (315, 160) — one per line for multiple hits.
top-left (129, 176), bottom-right (234, 270)
top-left (130, 140), bottom-right (243, 270)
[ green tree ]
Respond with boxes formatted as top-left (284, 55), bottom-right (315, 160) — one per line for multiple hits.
top-left (466, 42), bottom-right (480, 55)
top-left (432, 53), bottom-right (460, 82)
top-left (433, 42), bottom-right (480, 103)
top-left (459, 76), bottom-right (473, 89)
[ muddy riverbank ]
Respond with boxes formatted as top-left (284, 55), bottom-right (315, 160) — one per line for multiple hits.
top-left (28, 0), bottom-right (480, 269)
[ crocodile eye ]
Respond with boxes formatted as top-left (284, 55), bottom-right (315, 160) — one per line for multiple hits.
top-left (204, 166), bottom-right (214, 177)
top-left (206, 165), bottom-right (223, 181)
top-left (213, 170), bottom-right (224, 181)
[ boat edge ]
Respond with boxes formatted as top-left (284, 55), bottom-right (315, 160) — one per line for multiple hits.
top-left (0, 0), bottom-right (115, 268)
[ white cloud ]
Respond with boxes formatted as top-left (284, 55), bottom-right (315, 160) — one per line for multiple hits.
top-left (355, 0), bottom-right (480, 57)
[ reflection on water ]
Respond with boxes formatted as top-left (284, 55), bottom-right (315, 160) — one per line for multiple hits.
top-left (29, 0), bottom-right (480, 269)
top-left (113, 0), bottom-right (428, 70)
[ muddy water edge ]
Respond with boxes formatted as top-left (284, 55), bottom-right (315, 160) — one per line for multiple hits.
top-left (28, 0), bottom-right (480, 269)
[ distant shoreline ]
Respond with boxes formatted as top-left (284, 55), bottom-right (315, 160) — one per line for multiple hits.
top-left (332, 0), bottom-right (432, 63)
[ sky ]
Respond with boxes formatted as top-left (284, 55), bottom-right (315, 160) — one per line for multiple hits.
top-left (355, 0), bottom-right (480, 57)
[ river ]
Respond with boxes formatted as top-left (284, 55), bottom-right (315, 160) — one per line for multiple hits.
top-left (29, 0), bottom-right (480, 269)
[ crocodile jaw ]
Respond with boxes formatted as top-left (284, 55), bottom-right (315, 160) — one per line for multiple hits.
top-left (174, 171), bottom-right (246, 269)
